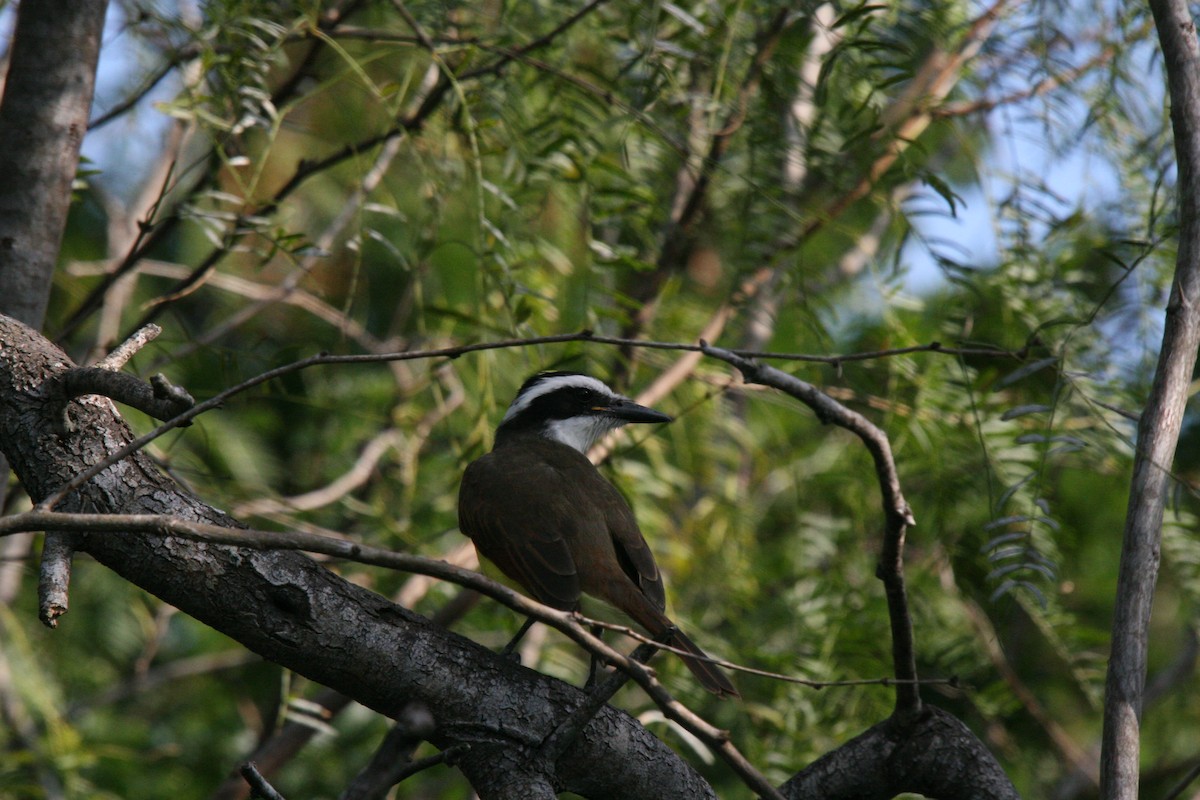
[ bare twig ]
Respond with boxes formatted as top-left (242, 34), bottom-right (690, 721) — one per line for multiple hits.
top-left (240, 762), bottom-right (287, 800)
top-left (51, 323), bottom-right (187, 430)
top-left (35, 332), bottom-right (1021, 512)
top-left (1161, 758), bottom-right (1200, 800)
top-left (36, 532), bottom-right (74, 627)
top-left (234, 429), bottom-right (403, 518)
top-left (68, 260), bottom-right (396, 354)
top-left (53, 368), bottom-right (194, 428)
top-left (699, 344), bottom-right (921, 721)
top-left (385, 746), bottom-right (468, 787)
top-left (582, 617), bottom-right (955, 690)
top-left (88, 58), bottom-right (179, 131)
top-left (94, 324), bottom-right (162, 369)
top-left (455, 0), bottom-right (612, 82)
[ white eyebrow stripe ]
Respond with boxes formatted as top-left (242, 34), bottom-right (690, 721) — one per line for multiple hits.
top-left (501, 374), bottom-right (617, 424)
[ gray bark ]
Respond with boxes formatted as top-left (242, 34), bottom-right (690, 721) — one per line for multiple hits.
top-left (1100, 2), bottom-right (1200, 798)
top-left (0, 0), bottom-right (109, 328)
top-left (782, 706), bottom-right (1019, 800)
top-left (0, 0), bottom-right (108, 588)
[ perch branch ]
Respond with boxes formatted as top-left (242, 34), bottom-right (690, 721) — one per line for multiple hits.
top-left (0, 509), bottom-right (781, 800)
top-left (240, 763), bottom-right (286, 800)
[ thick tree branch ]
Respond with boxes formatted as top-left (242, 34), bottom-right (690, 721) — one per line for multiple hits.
top-left (211, 589), bottom-right (479, 800)
top-left (1101, 2), bottom-right (1200, 797)
top-left (781, 706), bottom-right (1018, 800)
top-left (0, 314), bottom-right (719, 800)
top-left (0, 506), bottom-right (781, 799)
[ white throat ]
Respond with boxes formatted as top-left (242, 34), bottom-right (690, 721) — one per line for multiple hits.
top-left (543, 415), bottom-right (621, 454)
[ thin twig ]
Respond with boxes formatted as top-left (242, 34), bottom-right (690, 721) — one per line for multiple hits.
top-left (700, 343), bottom-right (922, 722)
top-left (35, 332), bottom-right (1022, 511)
top-left (89, 57), bottom-right (180, 131)
top-left (94, 324), bottom-right (162, 369)
top-left (1161, 758), bottom-right (1200, 800)
top-left (36, 533), bottom-right (73, 627)
top-left (581, 617), bottom-right (955, 690)
top-left (112, 0), bottom-right (614, 341)
top-left (240, 762), bottom-right (287, 800)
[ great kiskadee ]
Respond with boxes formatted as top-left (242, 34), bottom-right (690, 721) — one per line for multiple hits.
top-left (458, 371), bottom-right (737, 698)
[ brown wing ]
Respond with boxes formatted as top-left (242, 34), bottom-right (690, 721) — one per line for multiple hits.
top-left (529, 439), bottom-right (667, 613)
top-left (459, 448), bottom-right (581, 610)
top-left (591, 469), bottom-right (666, 611)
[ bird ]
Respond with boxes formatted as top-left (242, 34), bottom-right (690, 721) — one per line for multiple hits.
top-left (457, 370), bottom-right (737, 698)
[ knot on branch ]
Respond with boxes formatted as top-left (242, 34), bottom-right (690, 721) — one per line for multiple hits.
top-left (50, 367), bottom-right (195, 435)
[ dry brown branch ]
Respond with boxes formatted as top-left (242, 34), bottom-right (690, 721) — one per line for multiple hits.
top-left (233, 429), bottom-right (404, 518)
top-left (68, 259), bottom-right (396, 354)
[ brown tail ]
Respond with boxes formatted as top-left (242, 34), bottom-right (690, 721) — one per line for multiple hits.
top-left (666, 625), bottom-right (739, 698)
top-left (630, 600), bottom-right (738, 697)
top-left (606, 580), bottom-right (739, 697)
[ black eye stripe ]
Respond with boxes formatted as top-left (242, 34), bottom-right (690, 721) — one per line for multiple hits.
top-left (520, 387), bottom-right (605, 420)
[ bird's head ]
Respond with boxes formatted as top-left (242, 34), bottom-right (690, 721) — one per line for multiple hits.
top-left (495, 371), bottom-right (672, 453)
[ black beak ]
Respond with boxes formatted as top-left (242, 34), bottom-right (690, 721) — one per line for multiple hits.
top-left (603, 397), bottom-right (673, 424)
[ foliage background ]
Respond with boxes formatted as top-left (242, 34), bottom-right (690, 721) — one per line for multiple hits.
top-left (1, 0), bottom-right (1194, 797)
